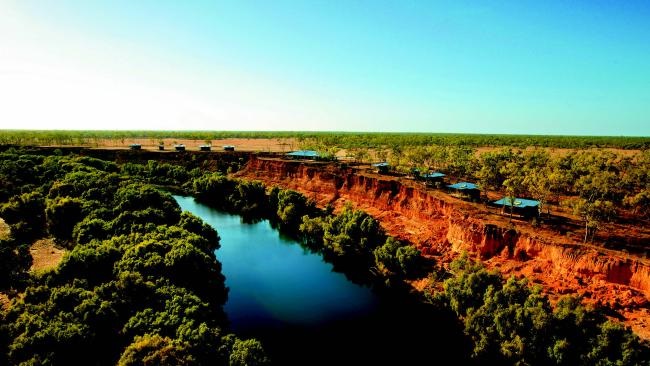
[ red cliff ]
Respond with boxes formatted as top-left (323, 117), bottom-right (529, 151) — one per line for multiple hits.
top-left (236, 157), bottom-right (650, 338)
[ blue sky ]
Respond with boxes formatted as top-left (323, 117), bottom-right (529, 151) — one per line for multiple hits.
top-left (0, 0), bottom-right (648, 135)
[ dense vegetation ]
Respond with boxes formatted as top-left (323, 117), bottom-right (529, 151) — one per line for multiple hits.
top-left (1, 149), bottom-right (649, 365)
top-left (428, 254), bottom-right (650, 365)
top-left (1, 129), bottom-right (649, 149)
top-left (0, 149), bottom-right (268, 365)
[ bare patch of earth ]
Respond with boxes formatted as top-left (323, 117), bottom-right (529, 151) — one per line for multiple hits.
top-left (0, 217), bottom-right (10, 240)
top-left (30, 238), bottom-right (65, 272)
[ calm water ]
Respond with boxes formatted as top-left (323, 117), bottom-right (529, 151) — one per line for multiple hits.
top-left (174, 195), bottom-right (378, 330)
top-left (174, 195), bottom-right (469, 365)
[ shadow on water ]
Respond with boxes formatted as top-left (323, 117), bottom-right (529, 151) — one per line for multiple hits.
top-left (173, 196), bottom-right (472, 365)
top-left (244, 295), bottom-right (472, 366)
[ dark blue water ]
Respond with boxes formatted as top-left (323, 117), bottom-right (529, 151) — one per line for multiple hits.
top-left (174, 195), bottom-right (469, 366)
top-left (174, 195), bottom-right (378, 331)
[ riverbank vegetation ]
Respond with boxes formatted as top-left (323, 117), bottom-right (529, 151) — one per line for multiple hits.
top-left (0, 149), bottom-right (268, 365)
top-left (428, 254), bottom-right (649, 365)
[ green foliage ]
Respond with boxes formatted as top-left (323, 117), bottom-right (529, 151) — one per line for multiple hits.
top-left (56, 239), bottom-right (122, 285)
top-left (117, 334), bottom-right (195, 366)
top-left (444, 253), bottom-right (503, 315)
top-left (192, 173), bottom-right (267, 216)
top-left (271, 188), bottom-right (318, 231)
top-left (73, 217), bottom-right (110, 244)
top-left (122, 160), bottom-right (190, 186)
top-left (321, 204), bottom-right (386, 261)
top-left (373, 237), bottom-right (427, 279)
top-left (441, 255), bottom-right (650, 365)
top-left (0, 151), bottom-right (266, 366)
top-left (463, 277), bottom-right (552, 363)
top-left (114, 228), bottom-right (227, 305)
top-left (179, 211), bottom-right (221, 252)
top-left (0, 238), bottom-right (32, 289)
top-left (46, 196), bottom-right (84, 243)
top-left (476, 148), bottom-right (514, 193)
top-left (0, 191), bottom-right (46, 241)
top-left (229, 339), bottom-right (271, 366)
top-left (586, 320), bottom-right (647, 365)
top-left (114, 184), bottom-right (181, 217)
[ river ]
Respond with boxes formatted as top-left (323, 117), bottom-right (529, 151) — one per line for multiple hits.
top-left (174, 195), bottom-right (469, 365)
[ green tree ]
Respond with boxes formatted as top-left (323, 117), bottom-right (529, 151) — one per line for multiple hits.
top-left (586, 321), bottom-right (648, 365)
top-left (476, 149), bottom-right (514, 200)
top-left (572, 169), bottom-right (618, 243)
top-left (0, 238), bottom-right (32, 289)
top-left (46, 196), bottom-right (84, 244)
top-left (322, 203), bottom-right (386, 263)
top-left (118, 334), bottom-right (196, 366)
top-left (444, 254), bottom-right (502, 316)
top-left (373, 237), bottom-right (426, 279)
top-left (273, 189), bottom-right (317, 231)
top-left (0, 191), bottom-right (46, 241)
top-left (229, 339), bottom-right (270, 366)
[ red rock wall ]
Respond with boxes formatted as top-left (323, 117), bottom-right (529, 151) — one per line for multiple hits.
top-left (237, 157), bottom-right (650, 296)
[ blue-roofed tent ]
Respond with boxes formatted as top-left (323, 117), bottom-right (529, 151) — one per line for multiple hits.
top-left (448, 182), bottom-right (478, 190)
top-left (372, 162), bottom-right (390, 174)
top-left (422, 172), bottom-right (446, 179)
top-left (447, 182), bottom-right (480, 201)
top-left (287, 150), bottom-right (320, 160)
top-left (493, 197), bottom-right (540, 207)
top-left (421, 171), bottom-right (446, 187)
top-left (493, 197), bottom-right (540, 218)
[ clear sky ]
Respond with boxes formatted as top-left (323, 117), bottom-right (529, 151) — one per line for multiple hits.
top-left (0, 0), bottom-right (648, 135)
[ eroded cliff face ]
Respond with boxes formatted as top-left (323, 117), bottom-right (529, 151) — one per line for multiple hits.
top-left (236, 157), bottom-right (650, 337)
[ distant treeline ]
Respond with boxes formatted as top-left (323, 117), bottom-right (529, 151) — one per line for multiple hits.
top-left (1, 129), bottom-right (649, 149)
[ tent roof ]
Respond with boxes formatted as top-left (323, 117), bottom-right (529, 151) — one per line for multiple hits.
top-left (372, 162), bottom-right (390, 167)
top-left (493, 197), bottom-right (540, 208)
top-left (422, 172), bottom-right (446, 179)
top-left (448, 182), bottom-right (478, 190)
top-left (286, 150), bottom-right (320, 157)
